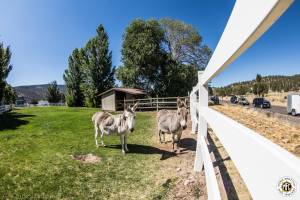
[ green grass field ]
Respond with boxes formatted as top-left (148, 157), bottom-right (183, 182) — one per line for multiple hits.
top-left (0, 107), bottom-right (174, 199)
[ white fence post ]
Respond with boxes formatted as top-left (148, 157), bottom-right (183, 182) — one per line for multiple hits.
top-left (194, 71), bottom-right (207, 171)
top-left (190, 86), bottom-right (197, 134)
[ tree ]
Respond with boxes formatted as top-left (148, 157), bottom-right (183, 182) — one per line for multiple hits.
top-left (117, 19), bottom-right (165, 94)
top-left (3, 84), bottom-right (16, 104)
top-left (82, 25), bottom-right (115, 107)
top-left (208, 85), bottom-right (213, 96)
top-left (117, 19), bottom-right (211, 97)
top-left (0, 43), bottom-right (13, 103)
top-left (235, 85), bottom-right (248, 95)
top-left (253, 74), bottom-right (268, 97)
top-left (63, 48), bottom-right (85, 107)
top-left (47, 81), bottom-right (62, 103)
top-left (214, 87), bottom-right (226, 98)
top-left (160, 18), bottom-right (212, 70)
top-left (156, 57), bottom-right (198, 96)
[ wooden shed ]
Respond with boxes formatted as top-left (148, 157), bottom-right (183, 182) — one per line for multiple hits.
top-left (98, 88), bottom-right (147, 111)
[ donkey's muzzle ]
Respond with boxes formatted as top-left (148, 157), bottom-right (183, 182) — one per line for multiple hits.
top-left (129, 128), bottom-right (134, 132)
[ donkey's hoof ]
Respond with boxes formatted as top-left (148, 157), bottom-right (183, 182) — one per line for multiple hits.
top-left (122, 150), bottom-right (126, 154)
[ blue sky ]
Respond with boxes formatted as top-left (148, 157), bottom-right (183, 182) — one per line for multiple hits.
top-left (0, 0), bottom-right (299, 87)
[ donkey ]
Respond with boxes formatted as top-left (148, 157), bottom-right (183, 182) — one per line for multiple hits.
top-left (92, 102), bottom-right (138, 154)
top-left (157, 98), bottom-right (189, 151)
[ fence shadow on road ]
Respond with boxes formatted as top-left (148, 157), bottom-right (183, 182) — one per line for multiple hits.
top-left (0, 112), bottom-right (35, 131)
top-left (106, 144), bottom-right (177, 160)
top-left (207, 133), bottom-right (239, 200)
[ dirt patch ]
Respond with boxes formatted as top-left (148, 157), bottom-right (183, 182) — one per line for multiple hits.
top-left (71, 154), bottom-right (101, 164)
top-left (152, 116), bottom-right (207, 200)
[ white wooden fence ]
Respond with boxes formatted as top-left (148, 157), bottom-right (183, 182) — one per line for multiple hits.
top-left (122, 96), bottom-right (189, 111)
top-left (0, 105), bottom-right (12, 114)
top-left (190, 0), bottom-right (300, 199)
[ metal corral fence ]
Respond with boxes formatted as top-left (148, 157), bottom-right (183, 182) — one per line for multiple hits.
top-left (120, 96), bottom-right (189, 111)
top-left (0, 105), bottom-right (13, 114)
top-left (190, 1), bottom-right (299, 200)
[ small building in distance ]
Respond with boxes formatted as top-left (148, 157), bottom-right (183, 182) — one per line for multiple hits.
top-left (98, 88), bottom-right (147, 111)
top-left (15, 96), bottom-right (27, 107)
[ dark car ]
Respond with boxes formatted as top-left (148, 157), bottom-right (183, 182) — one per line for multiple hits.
top-left (230, 96), bottom-right (238, 104)
top-left (252, 98), bottom-right (271, 108)
top-left (238, 97), bottom-right (250, 106)
top-left (209, 96), bottom-right (220, 105)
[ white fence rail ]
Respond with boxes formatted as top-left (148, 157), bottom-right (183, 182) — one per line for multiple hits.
top-left (122, 97), bottom-right (189, 111)
top-left (0, 105), bottom-right (12, 114)
top-left (190, 0), bottom-right (299, 199)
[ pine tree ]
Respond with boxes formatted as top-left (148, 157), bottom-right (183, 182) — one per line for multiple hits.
top-left (47, 81), bottom-right (62, 103)
top-left (63, 48), bottom-right (85, 107)
top-left (82, 25), bottom-right (115, 107)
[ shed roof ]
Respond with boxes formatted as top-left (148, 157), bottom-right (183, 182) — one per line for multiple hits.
top-left (98, 88), bottom-right (147, 96)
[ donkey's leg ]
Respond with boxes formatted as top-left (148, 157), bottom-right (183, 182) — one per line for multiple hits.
top-left (94, 124), bottom-right (99, 148)
top-left (120, 134), bottom-right (125, 154)
top-left (124, 134), bottom-right (129, 152)
top-left (172, 134), bottom-right (176, 152)
top-left (158, 130), bottom-right (162, 143)
top-left (163, 132), bottom-right (166, 143)
top-left (177, 131), bottom-right (183, 151)
top-left (99, 126), bottom-right (106, 147)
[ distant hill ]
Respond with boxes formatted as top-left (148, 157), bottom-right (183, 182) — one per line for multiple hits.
top-left (14, 84), bottom-right (66, 102)
top-left (219, 74), bottom-right (300, 92)
top-left (213, 74), bottom-right (300, 97)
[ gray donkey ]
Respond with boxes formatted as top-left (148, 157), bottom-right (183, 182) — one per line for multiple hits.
top-left (157, 98), bottom-right (188, 151)
top-left (92, 102), bottom-right (138, 154)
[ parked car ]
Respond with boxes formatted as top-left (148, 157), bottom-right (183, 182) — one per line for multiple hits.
top-left (287, 93), bottom-right (300, 116)
top-left (230, 96), bottom-right (238, 104)
top-left (238, 97), bottom-right (249, 106)
top-left (209, 96), bottom-right (220, 105)
top-left (252, 97), bottom-right (271, 108)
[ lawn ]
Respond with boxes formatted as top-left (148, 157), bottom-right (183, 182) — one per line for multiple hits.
top-left (0, 107), bottom-right (174, 199)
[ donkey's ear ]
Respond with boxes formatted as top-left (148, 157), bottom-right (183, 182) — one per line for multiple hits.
top-left (177, 97), bottom-right (182, 107)
top-left (124, 103), bottom-right (128, 110)
top-left (183, 98), bottom-right (188, 108)
top-left (132, 102), bottom-right (139, 111)
top-left (177, 97), bottom-right (182, 108)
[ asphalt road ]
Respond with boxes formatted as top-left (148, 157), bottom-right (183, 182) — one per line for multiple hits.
top-left (221, 100), bottom-right (299, 118)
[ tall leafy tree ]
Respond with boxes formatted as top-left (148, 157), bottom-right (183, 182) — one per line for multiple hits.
top-left (160, 18), bottom-right (212, 70)
top-left (117, 19), bottom-right (211, 97)
top-left (63, 48), bottom-right (85, 107)
top-left (253, 74), bottom-right (269, 97)
top-left (47, 81), bottom-right (62, 103)
top-left (117, 19), bottom-right (165, 94)
top-left (0, 43), bottom-right (13, 103)
top-left (82, 25), bottom-right (115, 107)
top-left (155, 56), bottom-right (198, 96)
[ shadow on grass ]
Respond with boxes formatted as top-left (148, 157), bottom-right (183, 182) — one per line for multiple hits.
top-left (207, 133), bottom-right (239, 200)
top-left (0, 112), bottom-right (35, 131)
top-left (106, 144), bottom-right (177, 160)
